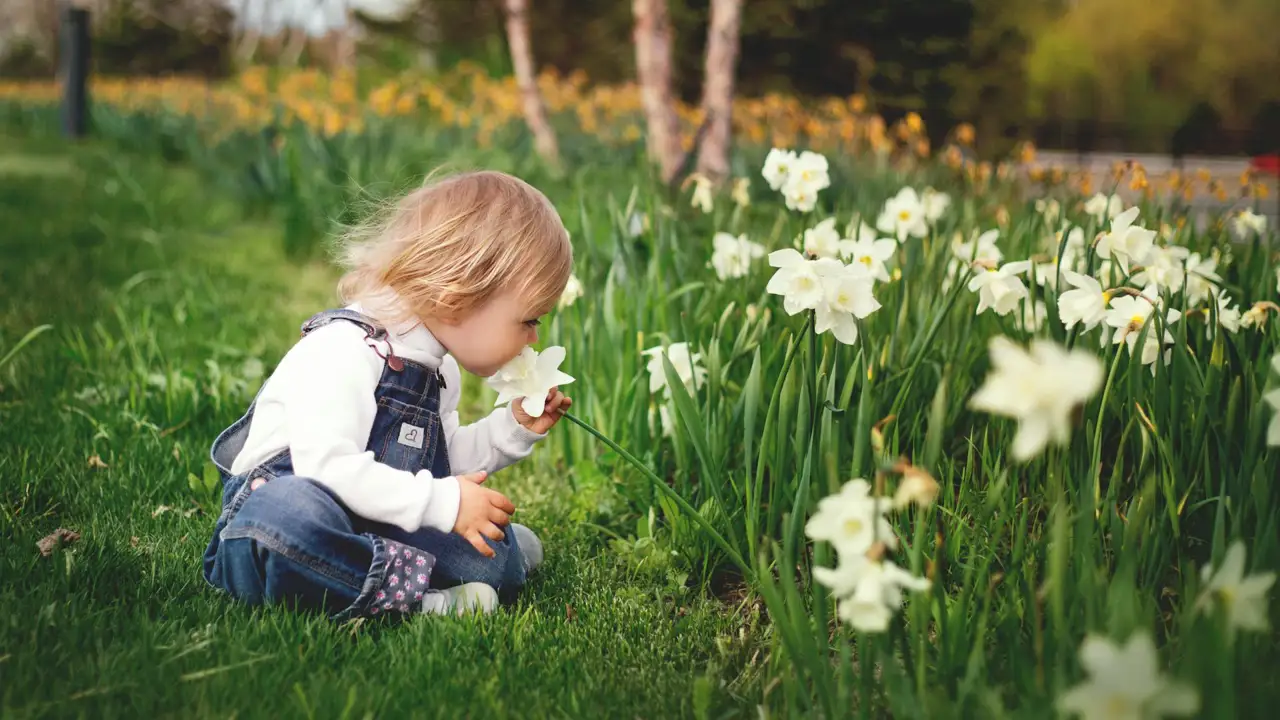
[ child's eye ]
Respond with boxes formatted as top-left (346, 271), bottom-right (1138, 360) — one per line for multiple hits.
top-left (523, 319), bottom-right (541, 328)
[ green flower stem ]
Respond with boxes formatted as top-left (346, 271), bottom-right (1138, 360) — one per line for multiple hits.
top-left (563, 411), bottom-right (756, 585)
top-left (1090, 340), bottom-right (1128, 512)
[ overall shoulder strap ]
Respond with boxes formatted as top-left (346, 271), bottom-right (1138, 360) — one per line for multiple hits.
top-left (300, 309), bottom-right (387, 340)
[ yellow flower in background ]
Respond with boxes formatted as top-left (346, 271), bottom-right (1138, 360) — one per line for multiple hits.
top-left (731, 178), bottom-right (751, 208)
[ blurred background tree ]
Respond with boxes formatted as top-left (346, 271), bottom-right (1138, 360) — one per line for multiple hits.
top-left (3, 0), bottom-right (1277, 156)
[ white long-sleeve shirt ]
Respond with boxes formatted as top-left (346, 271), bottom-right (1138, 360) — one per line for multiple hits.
top-left (229, 301), bottom-right (546, 534)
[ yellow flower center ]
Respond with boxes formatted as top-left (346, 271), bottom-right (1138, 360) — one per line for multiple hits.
top-left (796, 277), bottom-right (815, 291)
top-left (1104, 694), bottom-right (1137, 719)
top-left (859, 256), bottom-right (873, 266)
top-left (898, 210), bottom-right (911, 222)
top-left (1130, 314), bottom-right (1145, 326)
top-left (843, 518), bottom-right (865, 536)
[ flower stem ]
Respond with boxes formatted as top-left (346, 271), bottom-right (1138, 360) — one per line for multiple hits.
top-left (1090, 341), bottom-right (1128, 512)
top-left (563, 411), bottom-right (756, 585)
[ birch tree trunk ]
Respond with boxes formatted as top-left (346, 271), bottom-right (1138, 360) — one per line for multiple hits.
top-left (502, 0), bottom-right (562, 171)
top-left (695, 0), bottom-right (743, 184)
top-left (632, 0), bottom-right (683, 184)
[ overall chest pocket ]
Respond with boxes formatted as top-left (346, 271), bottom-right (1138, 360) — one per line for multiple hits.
top-left (373, 396), bottom-right (441, 473)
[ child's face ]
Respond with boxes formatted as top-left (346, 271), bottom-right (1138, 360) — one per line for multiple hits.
top-left (427, 289), bottom-right (549, 377)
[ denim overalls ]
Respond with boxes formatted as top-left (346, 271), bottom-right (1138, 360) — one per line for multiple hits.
top-left (201, 309), bottom-right (526, 619)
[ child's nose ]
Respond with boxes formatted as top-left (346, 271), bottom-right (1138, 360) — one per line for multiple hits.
top-left (526, 327), bottom-right (539, 344)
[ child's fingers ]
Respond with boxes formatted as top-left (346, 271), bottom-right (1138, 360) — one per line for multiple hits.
top-left (480, 522), bottom-right (506, 542)
top-left (488, 504), bottom-right (512, 526)
top-left (490, 491), bottom-right (517, 516)
top-left (459, 470), bottom-right (488, 485)
top-left (546, 391), bottom-right (570, 413)
top-left (468, 532), bottom-right (497, 558)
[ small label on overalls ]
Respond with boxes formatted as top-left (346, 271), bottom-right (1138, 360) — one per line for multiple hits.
top-left (398, 423), bottom-right (424, 449)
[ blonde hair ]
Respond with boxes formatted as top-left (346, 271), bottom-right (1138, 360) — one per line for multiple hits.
top-left (336, 170), bottom-right (572, 327)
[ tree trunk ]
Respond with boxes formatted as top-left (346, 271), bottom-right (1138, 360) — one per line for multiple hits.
top-left (632, 0), bottom-right (683, 184)
top-left (328, 8), bottom-right (357, 71)
top-left (502, 0), bottom-right (562, 171)
top-left (695, 0), bottom-right (743, 184)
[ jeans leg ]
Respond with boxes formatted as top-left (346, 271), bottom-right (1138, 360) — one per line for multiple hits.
top-left (207, 475), bottom-right (392, 619)
top-left (367, 521), bottom-right (527, 603)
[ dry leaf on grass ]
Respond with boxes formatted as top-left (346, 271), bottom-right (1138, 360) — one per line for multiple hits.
top-left (87, 455), bottom-right (108, 469)
top-left (37, 528), bottom-right (80, 556)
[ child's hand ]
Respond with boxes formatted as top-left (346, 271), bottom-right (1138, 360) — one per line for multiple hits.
top-left (512, 387), bottom-right (572, 434)
top-left (452, 471), bottom-right (516, 558)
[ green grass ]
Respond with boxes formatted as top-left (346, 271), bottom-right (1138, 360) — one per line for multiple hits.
top-left (0, 135), bottom-right (765, 719)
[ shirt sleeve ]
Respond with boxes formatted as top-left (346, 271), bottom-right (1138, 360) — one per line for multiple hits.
top-left (437, 356), bottom-right (547, 475)
top-left (278, 323), bottom-right (461, 534)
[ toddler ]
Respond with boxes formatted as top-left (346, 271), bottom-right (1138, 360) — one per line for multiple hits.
top-left (201, 170), bottom-right (573, 619)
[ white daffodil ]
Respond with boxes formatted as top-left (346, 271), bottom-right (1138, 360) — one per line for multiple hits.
top-left (814, 260), bottom-right (880, 345)
top-left (1056, 632), bottom-right (1199, 720)
top-left (710, 232), bottom-right (766, 281)
top-left (839, 233), bottom-right (897, 284)
top-left (558, 273), bottom-right (584, 309)
top-left (780, 151), bottom-right (831, 213)
top-left (1057, 270), bottom-right (1111, 332)
top-left (1241, 303), bottom-right (1270, 331)
top-left (766, 249), bottom-right (825, 314)
top-left (892, 467), bottom-right (940, 509)
top-left (1136, 328), bottom-right (1177, 373)
top-left (1131, 245), bottom-right (1191, 293)
top-left (946, 229), bottom-right (1003, 292)
top-left (487, 346), bottom-right (575, 418)
top-left (1275, 265), bottom-right (1280, 295)
top-left (953, 228), bottom-right (1004, 265)
top-left (792, 150), bottom-right (831, 190)
top-left (1232, 208), bottom-right (1267, 239)
top-left (641, 342), bottom-right (707, 398)
top-left (627, 211), bottom-right (647, 238)
top-left (762, 148), bottom-right (797, 191)
top-left (921, 187), bottom-right (951, 223)
top-left (783, 180), bottom-right (819, 213)
top-left (1036, 197), bottom-right (1062, 226)
top-left (689, 174), bottom-right (714, 213)
top-left (844, 216), bottom-right (881, 244)
top-left (731, 177), bottom-right (751, 207)
top-left (1206, 290), bottom-right (1242, 339)
top-left (1195, 540), bottom-right (1276, 633)
top-left (1083, 192), bottom-right (1125, 224)
top-left (876, 187), bottom-right (929, 241)
top-left (967, 260), bottom-right (1034, 317)
top-left (968, 335), bottom-right (1104, 462)
top-left (648, 403), bottom-right (674, 438)
top-left (832, 555), bottom-right (932, 633)
top-left (1267, 355), bottom-right (1280, 446)
top-left (1184, 252), bottom-right (1224, 307)
top-left (1035, 227), bottom-right (1087, 289)
top-left (1104, 289), bottom-right (1182, 365)
top-left (1095, 206), bottom-right (1156, 272)
top-left (804, 478), bottom-right (896, 557)
top-left (802, 217), bottom-right (844, 259)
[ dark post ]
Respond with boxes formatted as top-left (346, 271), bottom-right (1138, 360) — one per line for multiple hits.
top-left (59, 4), bottom-right (91, 138)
